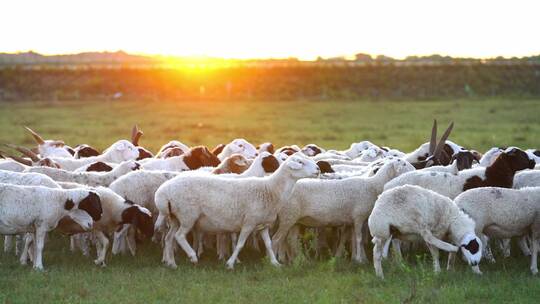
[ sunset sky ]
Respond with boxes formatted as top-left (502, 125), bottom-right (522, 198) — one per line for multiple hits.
top-left (2, 0), bottom-right (539, 59)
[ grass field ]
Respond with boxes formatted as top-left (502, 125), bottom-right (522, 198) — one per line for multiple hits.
top-left (1, 99), bottom-right (540, 303)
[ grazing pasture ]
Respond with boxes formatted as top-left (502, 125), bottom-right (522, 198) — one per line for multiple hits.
top-left (1, 99), bottom-right (540, 303)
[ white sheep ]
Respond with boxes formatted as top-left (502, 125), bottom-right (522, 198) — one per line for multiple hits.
top-left (217, 139), bottom-right (258, 161)
top-left (23, 126), bottom-right (74, 158)
top-left (155, 153), bottom-right (320, 269)
top-left (57, 183), bottom-right (153, 266)
top-left (25, 160), bottom-right (140, 187)
top-left (272, 158), bottom-right (414, 263)
top-left (368, 185), bottom-right (482, 278)
top-left (454, 187), bottom-right (540, 274)
top-left (384, 148), bottom-right (536, 199)
top-left (140, 146), bottom-right (220, 171)
top-left (514, 170), bottom-right (540, 189)
top-left (0, 170), bottom-right (61, 255)
top-left (0, 183), bottom-right (102, 270)
top-left (0, 169), bottom-right (60, 189)
top-left (47, 140), bottom-right (140, 171)
top-left (478, 147), bottom-right (504, 167)
top-left (155, 141), bottom-right (190, 158)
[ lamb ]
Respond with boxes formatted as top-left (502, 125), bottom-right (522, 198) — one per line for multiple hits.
top-left (368, 185), bottom-right (482, 278)
top-left (0, 170), bottom-right (61, 254)
top-left (478, 147), bottom-right (504, 167)
top-left (0, 183), bottom-right (102, 270)
top-left (25, 160), bottom-right (140, 187)
top-left (514, 170), bottom-right (540, 189)
top-left (155, 153), bottom-right (320, 269)
top-left (73, 144), bottom-right (100, 158)
top-left (301, 144), bottom-right (325, 157)
top-left (109, 153), bottom-right (256, 254)
top-left (155, 140), bottom-right (190, 158)
top-left (0, 145), bottom-right (61, 172)
top-left (0, 169), bottom-right (60, 189)
top-left (23, 126), bottom-right (73, 158)
top-left (211, 154), bottom-right (251, 175)
top-left (404, 120), bottom-right (455, 168)
top-left (384, 147), bottom-right (536, 199)
top-left (140, 146), bottom-right (220, 171)
top-left (454, 187), bottom-right (540, 274)
top-left (128, 125), bottom-right (154, 160)
top-left (57, 184), bottom-right (153, 266)
top-left (217, 138), bottom-right (258, 161)
top-left (272, 158), bottom-right (414, 263)
top-left (526, 149), bottom-right (540, 164)
top-left (257, 142), bottom-right (275, 154)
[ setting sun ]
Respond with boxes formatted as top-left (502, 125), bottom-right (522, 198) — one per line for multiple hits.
top-left (2, 0), bottom-right (540, 59)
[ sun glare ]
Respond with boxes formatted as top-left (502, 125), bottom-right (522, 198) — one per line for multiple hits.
top-left (1, 0), bottom-right (540, 59)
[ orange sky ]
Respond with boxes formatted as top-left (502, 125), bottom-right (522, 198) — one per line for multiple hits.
top-left (2, 0), bottom-right (540, 59)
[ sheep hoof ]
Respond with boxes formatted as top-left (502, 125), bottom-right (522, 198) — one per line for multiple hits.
top-left (164, 262), bottom-right (177, 269)
top-left (189, 256), bottom-right (198, 264)
top-left (472, 266), bottom-right (482, 275)
top-left (94, 259), bottom-right (106, 267)
top-left (226, 262), bottom-right (235, 270)
top-left (271, 261), bottom-right (282, 267)
top-left (531, 268), bottom-right (538, 275)
top-left (33, 265), bottom-right (44, 271)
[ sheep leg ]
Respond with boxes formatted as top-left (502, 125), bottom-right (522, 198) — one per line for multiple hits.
top-left (500, 239), bottom-right (511, 258)
top-left (174, 222), bottom-right (198, 264)
top-left (531, 233), bottom-right (539, 275)
top-left (4, 235), bottom-right (13, 253)
top-left (372, 237), bottom-right (385, 279)
top-left (163, 220), bottom-right (179, 268)
top-left (112, 225), bottom-right (129, 255)
top-left (353, 220), bottom-right (367, 263)
top-left (334, 226), bottom-right (349, 258)
top-left (20, 233), bottom-right (33, 265)
top-left (271, 220), bottom-right (295, 262)
top-left (285, 226), bottom-right (301, 263)
top-left (94, 231), bottom-right (109, 267)
top-left (391, 239), bottom-right (403, 262)
top-left (195, 231), bottom-right (205, 258)
top-left (426, 243), bottom-right (441, 273)
top-left (126, 227), bottom-right (137, 256)
top-left (480, 234), bottom-right (496, 263)
top-left (260, 227), bottom-right (281, 267)
top-left (226, 225), bottom-right (254, 269)
top-left (216, 234), bottom-right (227, 261)
top-left (250, 231), bottom-right (261, 252)
top-left (230, 233), bottom-right (241, 263)
top-left (15, 234), bottom-right (23, 256)
top-left (519, 236), bottom-right (531, 256)
top-left (420, 229), bottom-right (458, 252)
top-left (32, 228), bottom-right (47, 271)
top-left (446, 252), bottom-right (456, 271)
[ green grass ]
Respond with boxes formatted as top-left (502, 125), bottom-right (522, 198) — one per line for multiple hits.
top-left (1, 99), bottom-right (540, 303)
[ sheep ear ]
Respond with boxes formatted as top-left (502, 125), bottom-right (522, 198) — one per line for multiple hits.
top-left (429, 119), bottom-right (437, 155)
top-left (286, 159), bottom-right (302, 170)
top-left (433, 122), bottom-right (454, 158)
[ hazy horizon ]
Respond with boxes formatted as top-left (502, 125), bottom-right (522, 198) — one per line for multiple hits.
top-left (2, 0), bottom-right (540, 60)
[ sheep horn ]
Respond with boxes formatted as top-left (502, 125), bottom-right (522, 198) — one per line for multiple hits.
top-left (131, 125), bottom-right (143, 146)
top-left (6, 154), bottom-right (32, 166)
top-left (433, 122), bottom-right (454, 158)
top-left (5, 144), bottom-right (41, 162)
top-left (428, 119), bottom-right (437, 156)
top-left (24, 126), bottom-right (45, 145)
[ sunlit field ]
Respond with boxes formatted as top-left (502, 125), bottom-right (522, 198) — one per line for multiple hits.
top-left (1, 99), bottom-right (540, 303)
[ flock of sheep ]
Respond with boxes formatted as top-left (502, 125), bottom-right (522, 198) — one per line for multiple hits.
top-left (1, 122), bottom-right (539, 279)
